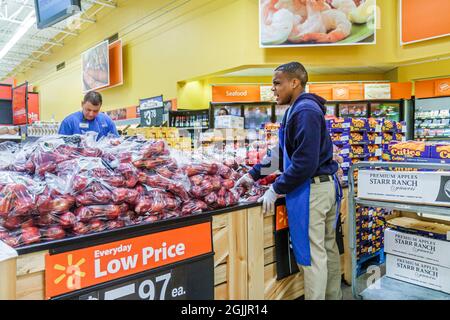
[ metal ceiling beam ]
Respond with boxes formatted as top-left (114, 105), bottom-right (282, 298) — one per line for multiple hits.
top-left (47, 26), bottom-right (78, 36)
top-left (84, 0), bottom-right (116, 9)
top-left (3, 0), bottom-right (115, 79)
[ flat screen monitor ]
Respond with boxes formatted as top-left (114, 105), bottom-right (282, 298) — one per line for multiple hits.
top-left (34, 0), bottom-right (81, 29)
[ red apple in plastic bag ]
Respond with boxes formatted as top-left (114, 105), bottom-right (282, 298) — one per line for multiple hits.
top-left (72, 176), bottom-right (89, 193)
top-left (189, 175), bottom-right (203, 186)
top-left (3, 216), bottom-right (22, 230)
top-left (210, 176), bottom-right (222, 191)
top-left (89, 219), bottom-right (106, 233)
top-left (22, 226), bottom-right (41, 245)
top-left (0, 195), bottom-right (14, 217)
top-left (218, 165), bottom-right (232, 179)
top-left (45, 226), bottom-right (66, 240)
top-left (204, 192), bottom-right (218, 205)
top-left (216, 197), bottom-right (226, 208)
top-left (222, 179), bottom-right (235, 190)
top-left (60, 212), bottom-right (76, 228)
top-left (106, 220), bottom-right (125, 230)
top-left (156, 167), bottom-right (173, 179)
top-left (217, 187), bottom-right (227, 198)
top-left (3, 235), bottom-right (20, 247)
top-left (75, 207), bottom-right (95, 223)
top-left (73, 221), bottom-right (89, 235)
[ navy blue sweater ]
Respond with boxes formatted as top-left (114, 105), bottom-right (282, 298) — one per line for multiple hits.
top-left (249, 93), bottom-right (338, 195)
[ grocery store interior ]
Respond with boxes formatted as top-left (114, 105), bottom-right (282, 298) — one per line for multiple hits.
top-left (0, 0), bottom-right (449, 301)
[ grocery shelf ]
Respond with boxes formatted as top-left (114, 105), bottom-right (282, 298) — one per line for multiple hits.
top-left (0, 135), bottom-right (22, 140)
top-left (416, 136), bottom-right (450, 140)
top-left (361, 276), bottom-right (450, 300)
top-left (416, 117), bottom-right (450, 120)
top-left (177, 126), bottom-right (209, 130)
top-left (355, 198), bottom-right (450, 216)
top-left (114, 118), bottom-right (140, 126)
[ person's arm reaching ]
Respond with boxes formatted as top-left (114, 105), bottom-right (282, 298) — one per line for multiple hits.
top-left (272, 109), bottom-right (321, 195)
top-left (248, 145), bottom-right (280, 181)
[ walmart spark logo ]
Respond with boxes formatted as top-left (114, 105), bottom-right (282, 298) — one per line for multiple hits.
top-left (53, 254), bottom-right (86, 290)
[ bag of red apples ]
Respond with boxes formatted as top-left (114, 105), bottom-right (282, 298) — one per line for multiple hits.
top-left (0, 134), bottom-right (272, 248)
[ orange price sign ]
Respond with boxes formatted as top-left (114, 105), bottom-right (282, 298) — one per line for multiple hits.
top-left (45, 222), bottom-right (212, 299)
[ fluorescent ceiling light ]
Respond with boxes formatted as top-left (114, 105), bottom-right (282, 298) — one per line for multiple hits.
top-left (0, 11), bottom-right (37, 61)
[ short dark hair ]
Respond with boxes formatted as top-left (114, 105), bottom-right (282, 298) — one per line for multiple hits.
top-left (275, 62), bottom-right (308, 87)
top-left (83, 91), bottom-right (102, 106)
top-left (219, 108), bottom-right (229, 115)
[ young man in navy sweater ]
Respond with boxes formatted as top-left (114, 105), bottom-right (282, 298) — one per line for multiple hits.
top-left (236, 62), bottom-right (342, 300)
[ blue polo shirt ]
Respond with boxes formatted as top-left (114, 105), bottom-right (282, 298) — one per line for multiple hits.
top-left (58, 111), bottom-right (118, 140)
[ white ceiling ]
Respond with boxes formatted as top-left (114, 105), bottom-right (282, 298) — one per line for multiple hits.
top-left (0, 0), bottom-right (117, 81)
top-left (220, 66), bottom-right (396, 77)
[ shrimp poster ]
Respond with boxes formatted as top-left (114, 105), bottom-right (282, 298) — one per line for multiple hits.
top-left (81, 40), bottom-right (110, 93)
top-left (260, 0), bottom-right (376, 47)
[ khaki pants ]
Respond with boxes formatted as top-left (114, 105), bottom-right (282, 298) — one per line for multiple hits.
top-left (297, 179), bottom-right (342, 300)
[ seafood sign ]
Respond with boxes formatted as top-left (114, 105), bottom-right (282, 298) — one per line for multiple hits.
top-left (259, 0), bottom-right (376, 47)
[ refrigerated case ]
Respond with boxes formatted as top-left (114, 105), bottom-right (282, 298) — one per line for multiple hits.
top-left (413, 96), bottom-right (450, 140)
top-left (338, 102), bottom-right (369, 118)
top-left (369, 101), bottom-right (402, 121)
top-left (210, 102), bottom-right (275, 129)
top-left (327, 100), bottom-right (404, 121)
top-left (325, 103), bottom-right (337, 119)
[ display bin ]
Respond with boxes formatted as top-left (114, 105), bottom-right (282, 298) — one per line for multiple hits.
top-left (1, 202), bottom-right (348, 300)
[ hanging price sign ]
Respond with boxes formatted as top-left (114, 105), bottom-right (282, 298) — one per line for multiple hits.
top-left (139, 95), bottom-right (164, 127)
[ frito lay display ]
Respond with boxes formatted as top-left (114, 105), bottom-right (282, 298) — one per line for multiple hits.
top-left (0, 134), bottom-right (271, 248)
top-left (326, 117), bottom-right (406, 185)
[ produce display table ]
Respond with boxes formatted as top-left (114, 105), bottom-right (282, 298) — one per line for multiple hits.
top-left (1, 201), bottom-right (347, 300)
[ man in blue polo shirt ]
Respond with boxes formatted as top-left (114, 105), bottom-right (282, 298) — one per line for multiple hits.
top-left (58, 91), bottom-right (118, 140)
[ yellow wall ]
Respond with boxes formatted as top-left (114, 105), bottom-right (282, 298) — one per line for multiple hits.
top-left (16, 0), bottom-right (450, 119)
top-left (19, 0), bottom-right (254, 120)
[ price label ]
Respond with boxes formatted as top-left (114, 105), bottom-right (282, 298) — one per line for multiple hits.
top-left (66, 256), bottom-right (214, 300)
top-left (375, 136), bottom-right (382, 144)
top-left (140, 96), bottom-right (164, 127)
top-left (375, 149), bottom-right (382, 156)
top-left (341, 162), bottom-right (350, 168)
top-left (375, 125), bottom-right (382, 133)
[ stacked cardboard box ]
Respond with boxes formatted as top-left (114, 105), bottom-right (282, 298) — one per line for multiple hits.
top-left (326, 118), bottom-right (406, 185)
top-left (384, 217), bottom-right (450, 294)
top-left (383, 140), bottom-right (450, 164)
top-left (126, 127), bottom-right (192, 151)
top-left (355, 205), bottom-right (392, 259)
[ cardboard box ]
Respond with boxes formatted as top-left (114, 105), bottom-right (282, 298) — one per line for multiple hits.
top-left (388, 141), bottom-right (431, 159)
top-left (430, 143), bottom-right (450, 162)
top-left (386, 254), bottom-right (450, 294)
top-left (358, 170), bottom-right (450, 207)
top-left (385, 228), bottom-right (450, 268)
top-left (214, 115), bottom-right (244, 129)
top-left (386, 217), bottom-right (450, 241)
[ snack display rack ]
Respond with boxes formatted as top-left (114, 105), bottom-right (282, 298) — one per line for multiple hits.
top-left (327, 118), bottom-right (406, 186)
top-left (348, 161), bottom-right (450, 300)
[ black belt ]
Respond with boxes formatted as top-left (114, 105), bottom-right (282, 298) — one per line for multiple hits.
top-left (311, 175), bottom-right (333, 184)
